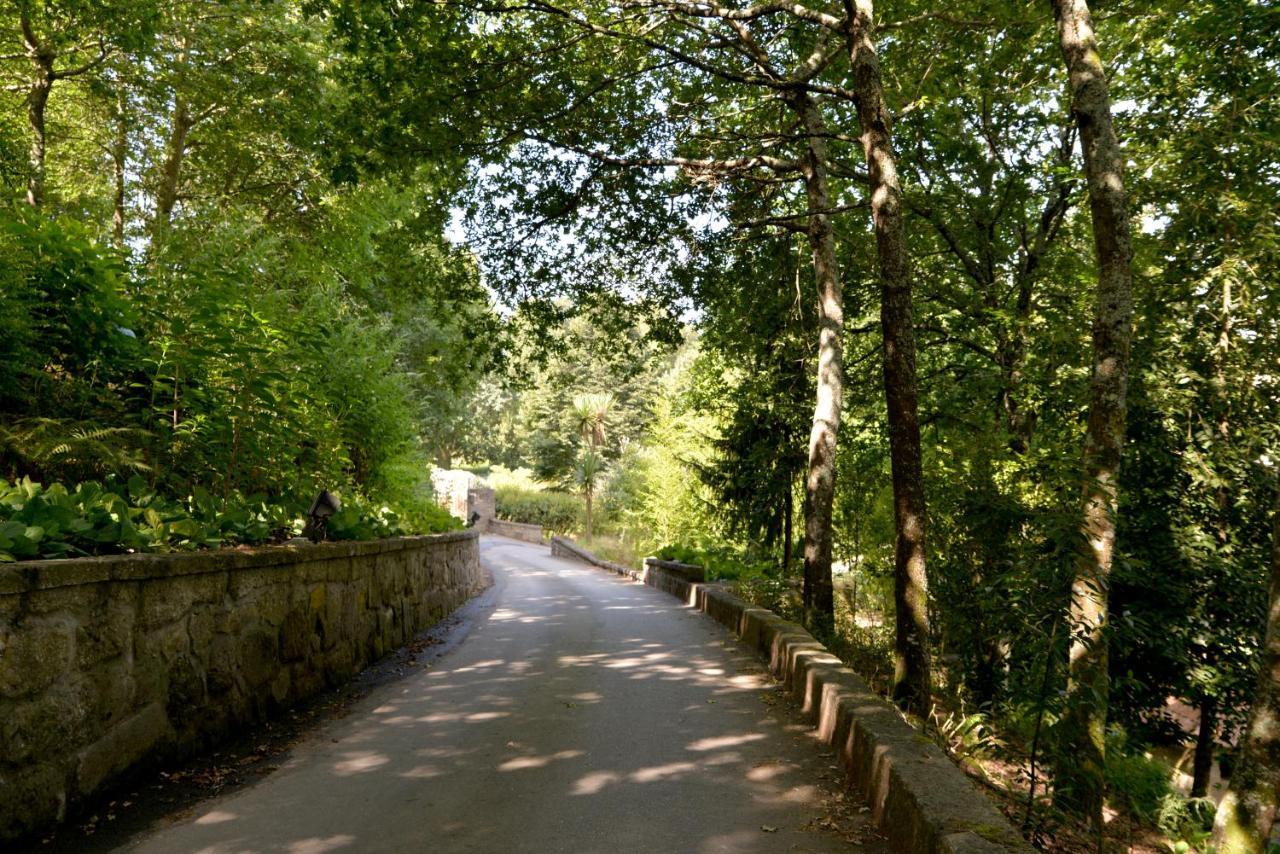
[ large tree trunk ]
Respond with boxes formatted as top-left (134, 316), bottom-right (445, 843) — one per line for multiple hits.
top-left (153, 96), bottom-right (193, 236)
top-left (1212, 492), bottom-right (1280, 852)
top-left (24, 57), bottom-right (52, 208)
top-left (19, 10), bottom-right (54, 208)
top-left (844, 0), bottom-right (932, 714)
top-left (791, 91), bottom-right (839, 637)
top-left (1049, 0), bottom-right (1136, 836)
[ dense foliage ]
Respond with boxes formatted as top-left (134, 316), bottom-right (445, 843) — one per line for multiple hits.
top-left (2, 0), bottom-right (1277, 849)
top-left (0, 1), bottom-right (494, 554)
top-left (0, 476), bottom-right (457, 562)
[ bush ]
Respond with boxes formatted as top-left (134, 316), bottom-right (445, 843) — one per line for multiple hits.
top-left (495, 486), bottom-right (581, 533)
top-left (1156, 794), bottom-right (1216, 849)
top-left (0, 476), bottom-right (459, 562)
top-left (1104, 743), bottom-right (1173, 823)
top-left (653, 543), bottom-right (774, 581)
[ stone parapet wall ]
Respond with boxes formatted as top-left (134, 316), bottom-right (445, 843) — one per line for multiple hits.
top-left (549, 536), bottom-right (640, 580)
top-left (488, 519), bottom-right (544, 543)
top-left (635, 561), bottom-right (1031, 854)
top-left (0, 531), bottom-right (484, 840)
top-left (547, 535), bottom-right (1031, 854)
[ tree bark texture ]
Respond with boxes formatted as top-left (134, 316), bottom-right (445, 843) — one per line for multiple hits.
top-left (844, 0), bottom-right (932, 714)
top-left (1212, 495), bottom-right (1280, 852)
top-left (112, 86), bottom-right (128, 246)
top-left (1049, 0), bottom-right (1136, 836)
top-left (1191, 699), bottom-right (1217, 798)
top-left (23, 20), bottom-right (53, 209)
top-left (791, 91), bottom-right (839, 638)
top-left (154, 96), bottom-right (193, 235)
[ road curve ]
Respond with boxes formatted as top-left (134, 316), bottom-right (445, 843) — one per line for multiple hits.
top-left (121, 537), bottom-right (885, 854)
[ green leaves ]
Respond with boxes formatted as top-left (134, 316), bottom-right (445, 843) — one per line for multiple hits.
top-left (0, 477), bottom-right (460, 563)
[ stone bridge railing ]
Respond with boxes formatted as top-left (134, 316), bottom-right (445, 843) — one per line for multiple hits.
top-left (0, 531), bottom-right (484, 840)
top-left (550, 535), bottom-right (1031, 854)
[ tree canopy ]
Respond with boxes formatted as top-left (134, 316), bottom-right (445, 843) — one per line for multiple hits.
top-left (1, 0), bottom-right (1278, 849)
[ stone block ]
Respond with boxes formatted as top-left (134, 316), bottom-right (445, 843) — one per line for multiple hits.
top-left (24, 582), bottom-right (102, 616)
top-left (279, 608), bottom-right (311, 662)
top-left (133, 619), bottom-right (189, 703)
top-left (138, 578), bottom-right (193, 632)
top-left (226, 566), bottom-right (284, 597)
top-left (187, 607), bottom-right (217, 662)
top-left (234, 583), bottom-right (290, 628)
top-left (83, 656), bottom-right (136, 728)
top-left (0, 676), bottom-right (90, 764)
top-left (269, 668), bottom-right (291, 706)
top-left (324, 642), bottom-right (355, 681)
top-left (75, 586), bottom-right (137, 670)
top-left (74, 702), bottom-right (172, 797)
top-left (0, 593), bottom-right (20, 623)
top-left (0, 761), bottom-right (68, 839)
top-left (628, 538), bottom-right (1033, 854)
top-left (206, 634), bottom-right (241, 697)
top-left (239, 626), bottom-right (278, 689)
top-left (291, 665), bottom-right (323, 700)
top-left (0, 616), bottom-right (74, 698)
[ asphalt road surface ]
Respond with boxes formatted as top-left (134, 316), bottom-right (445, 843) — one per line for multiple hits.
top-left (120, 537), bottom-right (886, 854)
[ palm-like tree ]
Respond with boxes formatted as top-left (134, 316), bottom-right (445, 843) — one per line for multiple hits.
top-left (571, 393), bottom-right (614, 540)
top-left (575, 448), bottom-right (605, 542)
top-left (572, 392), bottom-right (613, 448)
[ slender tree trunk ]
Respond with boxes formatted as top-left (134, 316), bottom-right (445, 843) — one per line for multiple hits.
top-left (1049, 0), bottom-right (1136, 836)
top-left (790, 91), bottom-right (839, 638)
top-left (112, 86), bottom-right (128, 247)
top-left (19, 10), bottom-right (55, 208)
top-left (1212, 491), bottom-right (1280, 852)
top-left (154, 96), bottom-right (193, 237)
top-left (1191, 699), bottom-right (1217, 798)
top-left (25, 61), bottom-right (52, 208)
top-left (783, 482), bottom-right (793, 575)
top-left (584, 489), bottom-right (593, 542)
top-left (1193, 279), bottom-right (1233, 802)
top-left (844, 0), bottom-right (932, 714)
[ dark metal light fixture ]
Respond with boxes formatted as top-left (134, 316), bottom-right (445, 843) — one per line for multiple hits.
top-left (303, 490), bottom-right (341, 542)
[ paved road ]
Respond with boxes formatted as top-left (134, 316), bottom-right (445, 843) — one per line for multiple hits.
top-left (122, 537), bottom-right (885, 854)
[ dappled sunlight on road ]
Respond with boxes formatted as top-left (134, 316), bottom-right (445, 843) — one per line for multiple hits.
top-left (331, 751), bottom-right (390, 776)
top-left (498, 749), bottom-right (585, 771)
top-left (687, 733), bottom-right (767, 751)
top-left (123, 538), bottom-right (886, 854)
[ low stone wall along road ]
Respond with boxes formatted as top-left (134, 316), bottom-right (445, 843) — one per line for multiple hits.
top-left (119, 537), bottom-right (888, 853)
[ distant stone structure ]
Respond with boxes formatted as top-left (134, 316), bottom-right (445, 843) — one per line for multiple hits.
top-left (467, 486), bottom-right (495, 530)
top-left (431, 468), bottom-right (495, 531)
top-left (430, 468), bottom-right (478, 521)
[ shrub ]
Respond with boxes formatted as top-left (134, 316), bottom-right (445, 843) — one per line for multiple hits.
top-left (0, 476), bottom-right (458, 562)
top-left (1104, 742), bottom-right (1173, 823)
top-left (495, 486), bottom-right (581, 533)
top-left (653, 543), bottom-right (773, 581)
top-left (1156, 794), bottom-right (1216, 850)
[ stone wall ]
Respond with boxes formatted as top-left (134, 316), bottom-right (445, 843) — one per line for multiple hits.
top-left (467, 486), bottom-right (496, 527)
top-left (488, 519), bottom-right (544, 543)
top-left (549, 536), bottom-right (639, 578)
top-left (549, 535), bottom-right (1030, 854)
top-left (637, 561), bottom-right (1031, 854)
top-left (0, 531), bottom-right (484, 840)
